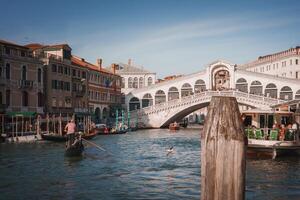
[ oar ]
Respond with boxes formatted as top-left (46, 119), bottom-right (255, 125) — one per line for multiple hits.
top-left (81, 138), bottom-right (111, 154)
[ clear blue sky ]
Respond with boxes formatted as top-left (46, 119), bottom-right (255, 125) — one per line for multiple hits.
top-left (1, 0), bottom-right (300, 78)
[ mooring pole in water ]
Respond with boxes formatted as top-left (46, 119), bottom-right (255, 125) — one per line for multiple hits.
top-left (201, 96), bottom-right (246, 200)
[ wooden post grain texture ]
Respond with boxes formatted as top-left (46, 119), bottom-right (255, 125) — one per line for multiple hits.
top-left (201, 96), bottom-right (246, 200)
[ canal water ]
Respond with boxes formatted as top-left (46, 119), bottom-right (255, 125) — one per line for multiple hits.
top-left (0, 129), bottom-right (299, 200)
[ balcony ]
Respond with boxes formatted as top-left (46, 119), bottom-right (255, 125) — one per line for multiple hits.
top-left (18, 80), bottom-right (34, 89)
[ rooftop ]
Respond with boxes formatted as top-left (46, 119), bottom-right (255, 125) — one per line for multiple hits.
top-left (0, 39), bottom-right (29, 49)
top-left (107, 63), bottom-right (154, 74)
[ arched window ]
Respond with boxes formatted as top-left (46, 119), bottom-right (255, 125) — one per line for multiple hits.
top-left (194, 79), bottom-right (206, 93)
top-left (38, 92), bottom-right (44, 107)
top-left (139, 77), bottom-right (144, 88)
top-left (38, 68), bottom-right (42, 83)
top-left (295, 89), bottom-right (300, 99)
top-left (280, 86), bottom-right (293, 100)
top-left (148, 77), bottom-right (153, 86)
top-left (250, 80), bottom-right (263, 95)
top-left (181, 83), bottom-right (193, 97)
top-left (128, 77), bottom-right (133, 88)
top-left (155, 90), bottom-right (166, 104)
top-left (235, 78), bottom-right (248, 93)
top-left (0, 92), bottom-right (2, 104)
top-left (22, 91), bottom-right (28, 106)
top-left (0, 66), bottom-right (2, 77)
top-left (168, 87), bottom-right (179, 101)
top-left (22, 65), bottom-right (27, 80)
top-left (133, 77), bottom-right (138, 88)
top-left (264, 83), bottom-right (277, 98)
top-left (129, 97), bottom-right (140, 111)
top-left (6, 90), bottom-right (10, 106)
top-left (95, 107), bottom-right (101, 123)
top-left (5, 63), bottom-right (10, 79)
top-left (142, 93), bottom-right (153, 108)
top-left (121, 77), bottom-right (125, 88)
top-left (102, 107), bottom-right (108, 120)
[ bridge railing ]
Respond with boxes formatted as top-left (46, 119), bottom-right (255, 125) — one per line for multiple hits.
top-left (131, 90), bottom-right (286, 116)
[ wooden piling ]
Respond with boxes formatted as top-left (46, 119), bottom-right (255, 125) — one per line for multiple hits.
top-left (201, 96), bottom-right (246, 200)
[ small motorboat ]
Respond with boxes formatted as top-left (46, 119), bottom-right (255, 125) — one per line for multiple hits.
top-left (41, 133), bottom-right (66, 142)
top-left (169, 122), bottom-right (180, 131)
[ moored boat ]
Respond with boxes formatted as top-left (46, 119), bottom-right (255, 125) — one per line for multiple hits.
top-left (41, 133), bottom-right (66, 142)
top-left (81, 130), bottom-right (97, 140)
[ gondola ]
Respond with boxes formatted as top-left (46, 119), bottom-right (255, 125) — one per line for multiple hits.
top-left (41, 132), bottom-right (66, 142)
top-left (81, 129), bottom-right (97, 140)
top-left (65, 138), bottom-right (84, 157)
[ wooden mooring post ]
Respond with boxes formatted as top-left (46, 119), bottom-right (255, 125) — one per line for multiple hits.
top-left (201, 96), bottom-right (246, 200)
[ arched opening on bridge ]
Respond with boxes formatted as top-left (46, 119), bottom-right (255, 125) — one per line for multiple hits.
top-left (168, 87), bottom-right (179, 101)
top-left (181, 83), bottom-right (193, 97)
top-left (295, 90), bottom-right (300, 99)
top-left (95, 107), bottom-right (101, 123)
top-left (139, 77), bottom-right (144, 88)
top-left (214, 70), bottom-right (230, 90)
top-left (128, 77), bottom-right (133, 88)
top-left (129, 97), bottom-right (141, 111)
top-left (155, 90), bottom-right (166, 104)
top-left (235, 78), bottom-right (248, 93)
top-left (250, 80), bottom-right (263, 95)
top-left (133, 77), bottom-right (138, 88)
top-left (280, 86), bottom-right (293, 100)
top-left (142, 93), bottom-right (153, 108)
top-left (265, 83), bottom-right (277, 98)
top-left (194, 79), bottom-right (206, 93)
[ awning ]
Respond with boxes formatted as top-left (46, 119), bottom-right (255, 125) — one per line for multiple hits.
top-left (7, 111), bottom-right (36, 117)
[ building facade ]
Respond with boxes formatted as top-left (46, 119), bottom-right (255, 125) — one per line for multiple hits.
top-left (239, 46), bottom-right (300, 79)
top-left (0, 40), bottom-right (44, 116)
top-left (72, 56), bottom-right (122, 123)
top-left (106, 59), bottom-right (156, 95)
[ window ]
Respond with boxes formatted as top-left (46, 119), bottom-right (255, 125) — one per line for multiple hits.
top-left (58, 65), bottom-right (63, 73)
top-left (52, 97), bottom-right (57, 107)
top-left (5, 63), bottom-right (10, 79)
top-left (5, 47), bottom-right (10, 55)
top-left (22, 91), bottom-right (28, 107)
top-left (72, 83), bottom-right (77, 91)
top-left (38, 68), bottom-right (42, 83)
top-left (52, 64), bottom-right (57, 72)
top-left (51, 80), bottom-right (58, 89)
top-left (6, 90), bottom-right (10, 106)
top-left (296, 59), bottom-right (299, 65)
top-left (290, 59), bottom-right (292, 65)
top-left (0, 66), bottom-right (2, 77)
top-left (296, 72), bottom-right (299, 79)
top-left (282, 61), bottom-right (286, 67)
top-left (22, 65), bottom-right (27, 80)
top-left (64, 67), bottom-right (68, 75)
top-left (38, 92), bottom-right (43, 107)
top-left (148, 77), bottom-right (153, 86)
top-left (82, 71), bottom-right (86, 79)
top-left (0, 92), bottom-right (2, 104)
top-left (21, 51), bottom-right (26, 57)
top-left (72, 69), bottom-right (76, 76)
top-left (77, 70), bottom-right (81, 78)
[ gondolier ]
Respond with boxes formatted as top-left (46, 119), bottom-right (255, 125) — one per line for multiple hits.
top-left (65, 119), bottom-right (76, 146)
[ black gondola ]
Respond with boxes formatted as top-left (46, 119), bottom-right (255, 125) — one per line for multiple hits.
top-left (65, 137), bottom-right (84, 157)
top-left (41, 133), bottom-right (66, 142)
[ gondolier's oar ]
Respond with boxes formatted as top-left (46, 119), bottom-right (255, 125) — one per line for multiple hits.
top-left (81, 138), bottom-right (111, 154)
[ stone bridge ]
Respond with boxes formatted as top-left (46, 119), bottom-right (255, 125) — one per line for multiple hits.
top-left (125, 60), bottom-right (300, 128)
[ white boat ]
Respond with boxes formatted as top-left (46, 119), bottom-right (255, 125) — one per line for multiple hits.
top-left (247, 138), bottom-right (300, 159)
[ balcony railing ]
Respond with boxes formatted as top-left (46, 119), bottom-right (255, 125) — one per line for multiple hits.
top-left (74, 90), bottom-right (86, 97)
top-left (18, 80), bottom-right (34, 89)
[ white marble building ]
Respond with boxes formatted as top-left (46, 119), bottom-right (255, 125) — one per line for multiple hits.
top-left (239, 46), bottom-right (300, 79)
top-left (107, 60), bottom-right (156, 95)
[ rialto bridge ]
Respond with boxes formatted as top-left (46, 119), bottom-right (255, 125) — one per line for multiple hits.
top-left (125, 60), bottom-right (300, 128)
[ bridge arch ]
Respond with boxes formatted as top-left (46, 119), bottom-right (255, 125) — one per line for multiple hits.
top-left (250, 80), bottom-right (263, 95)
top-left (129, 97), bottom-right (140, 111)
top-left (295, 89), bottom-right (300, 99)
top-left (265, 83), bottom-right (277, 98)
top-left (155, 90), bottom-right (166, 104)
top-left (142, 93), bottom-right (153, 108)
top-left (181, 83), bottom-right (193, 97)
top-left (194, 79), bottom-right (206, 93)
top-left (236, 78), bottom-right (248, 93)
top-left (280, 86), bottom-right (293, 100)
top-left (168, 87), bottom-right (179, 101)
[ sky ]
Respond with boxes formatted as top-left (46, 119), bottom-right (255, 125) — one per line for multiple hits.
top-left (0, 0), bottom-right (300, 78)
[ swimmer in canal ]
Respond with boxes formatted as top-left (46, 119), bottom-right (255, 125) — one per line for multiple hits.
top-left (167, 146), bottom-right (174, 156)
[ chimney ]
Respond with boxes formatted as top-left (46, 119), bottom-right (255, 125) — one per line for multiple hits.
top-left (111, 63), bottom-right (116, 74)
top-left (96, 58), bottom-right (102, 70)
top-left (128, 58), bottom-right (132, 66)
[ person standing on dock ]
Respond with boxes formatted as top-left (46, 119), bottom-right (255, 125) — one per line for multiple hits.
top-left (65, 119), bottom-right (76, 146)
